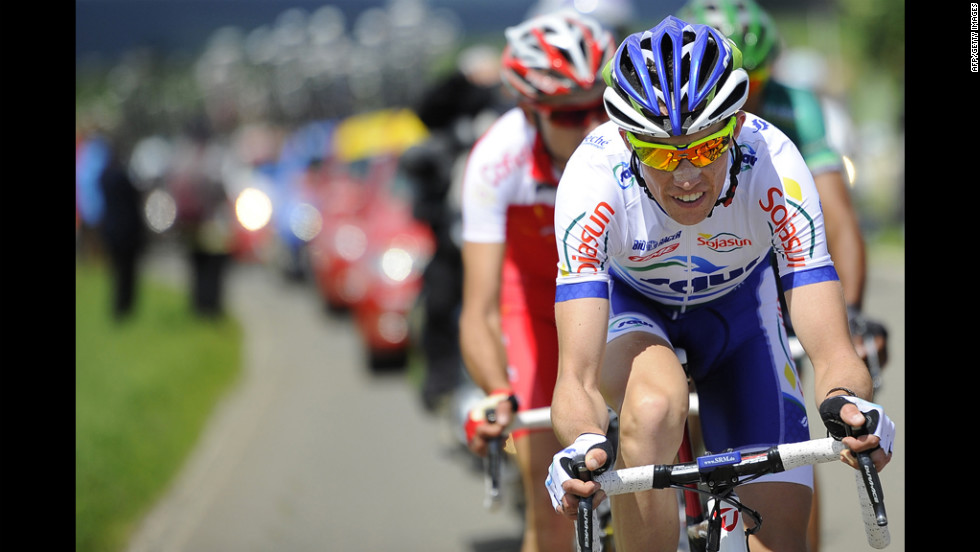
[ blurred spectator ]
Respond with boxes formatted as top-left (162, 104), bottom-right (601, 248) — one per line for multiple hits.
top-left (76, 128), bottom-right (110, 262)
top-left (402, 44), bottom-right (510, 412)
top-left (271, 120), bottom-right (336, 282)
top-left (169, 116), bottom-right (235, 318)
top-left (98, 136), bottom-right (147, 321)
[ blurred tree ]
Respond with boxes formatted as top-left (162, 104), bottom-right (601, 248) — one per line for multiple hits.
top-left (835, 0), bottom-right (904, 89)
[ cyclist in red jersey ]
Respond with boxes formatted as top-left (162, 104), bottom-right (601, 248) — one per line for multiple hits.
top-left (457, 9), bottom-right (616, 551)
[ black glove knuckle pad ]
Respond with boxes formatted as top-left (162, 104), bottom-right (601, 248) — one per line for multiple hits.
top-left (587, 439), bottom-right (616, 476)
top-left (819, 395), bottom-right (878, 439)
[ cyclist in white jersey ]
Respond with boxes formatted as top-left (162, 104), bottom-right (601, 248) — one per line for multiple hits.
top-left (677, 3), bottom-right (889, 549)
top-left (678, 0), bottom-right (889, 383)
top-left (459, 10), bottom-right (616, 551)
top-left (544, 16), bottom-right (895, 552)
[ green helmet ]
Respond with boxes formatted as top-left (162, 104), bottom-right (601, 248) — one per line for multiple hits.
top-left (677, 0), bottom-right (780, 72)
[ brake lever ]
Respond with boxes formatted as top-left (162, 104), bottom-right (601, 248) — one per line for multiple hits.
top-left (572, 457), bottom-right (595, 552)
top-left (484, 408), bottom-right (502, 510)
top-left (847, 419), bottom-right (888, 527)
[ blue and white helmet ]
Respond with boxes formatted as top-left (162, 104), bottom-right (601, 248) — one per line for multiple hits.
top-left (601, 15), bottom-right (749, 138)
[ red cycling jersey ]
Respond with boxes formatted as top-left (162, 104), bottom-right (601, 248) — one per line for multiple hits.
top-left (461, 107), bottom-right (562, 433)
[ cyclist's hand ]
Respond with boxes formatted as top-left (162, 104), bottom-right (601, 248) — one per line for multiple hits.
top-left (545, 433), bottom-right (615, 519)
top-left (848, 308), bottom-right (889, 368)
top-left (819, 395), bottom-right (895, 473)
top-left (463, 389), bottom-right (518, 457)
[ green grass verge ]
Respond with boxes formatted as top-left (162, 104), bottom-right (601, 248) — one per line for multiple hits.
top-left (75, 261), bottom-right (243, 552)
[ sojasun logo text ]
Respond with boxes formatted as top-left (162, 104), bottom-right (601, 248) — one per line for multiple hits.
top-left (697, 232), bottom-right (751, 252)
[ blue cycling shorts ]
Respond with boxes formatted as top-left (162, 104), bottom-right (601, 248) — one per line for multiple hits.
top-left (607, 259), bottom-right (813, 489)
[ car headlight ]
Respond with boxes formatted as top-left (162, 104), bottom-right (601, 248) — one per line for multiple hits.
top-left (377, 312), bottom-right (408, 344)
top-left (289, 202), bottom-right (322, 242)
top-left (335, 224), bottom-right (368, 261)
top-left (235, 187), bottom-right (273, 231)
top-left (380, 247), bottom-right (414, 282)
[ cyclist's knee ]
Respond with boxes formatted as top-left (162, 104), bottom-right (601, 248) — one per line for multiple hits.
top-left (618, 392), bottom-right (686, 464)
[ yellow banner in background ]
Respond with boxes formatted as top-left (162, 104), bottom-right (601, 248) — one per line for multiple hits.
top-left (333, 109), bottom-right (429, 163)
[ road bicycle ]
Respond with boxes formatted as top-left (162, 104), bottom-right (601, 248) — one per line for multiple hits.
top-left (484, 406), bottom-right (889, 552)
top-left (478, 343), bottom-right (890, 552)
top-left (576, 434), bottom-right (889, 552)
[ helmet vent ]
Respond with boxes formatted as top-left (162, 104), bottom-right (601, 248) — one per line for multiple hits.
top-left (707, 78), bottom-right (747, 121)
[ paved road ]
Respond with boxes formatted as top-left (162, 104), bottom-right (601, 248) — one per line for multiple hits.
top-left (126, 244), bottom-right (904, 551)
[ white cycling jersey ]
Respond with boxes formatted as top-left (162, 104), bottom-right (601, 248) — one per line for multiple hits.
top-left (554, 111), bottom-right (839, 308)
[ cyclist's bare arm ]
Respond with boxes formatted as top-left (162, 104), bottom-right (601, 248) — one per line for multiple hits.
top-left (459, 240), bottom-right (509, 392)
top-left (551, 296), bottom-right (613, 511)
top-left (784, 280), bottom-right (889, 470)
top-left (553, 297), bottom-right (611, 444)
top-left (785, 280), bottom-right (871, 399)
top-left (459, 240), bottom-right (513, 453)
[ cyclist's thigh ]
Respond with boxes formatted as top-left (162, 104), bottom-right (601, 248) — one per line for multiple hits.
top-left (513, 429), bottom-right (564, 490)
top-left (514, 431), bottom-right (576, 548)
top-left (500, 306), bottom-right (558, 438)
top-left (694, 333), bottom-right (809, 451)
top-left (605, 281), bottom-right (683, 413)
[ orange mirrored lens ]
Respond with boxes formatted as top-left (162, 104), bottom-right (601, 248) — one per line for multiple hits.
top-left (634, 135), bottom-right (731, 170)
top-left (627, 117), bottom-right (736, 171)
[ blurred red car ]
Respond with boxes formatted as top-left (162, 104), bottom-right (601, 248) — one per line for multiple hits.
top-left (348, 165), bottom-right (435, 369)
top-left (309, 153), bottom-right (393, 312)
top-left (309, 110), bottom-right (429, 312)
top-left (306, 109), bottom-right (435, 369)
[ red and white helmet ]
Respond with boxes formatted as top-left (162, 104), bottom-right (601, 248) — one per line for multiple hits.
top-left (500, 9), bottom-right (616, 104)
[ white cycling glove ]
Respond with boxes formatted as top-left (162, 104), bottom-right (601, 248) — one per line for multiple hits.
top-left (819, 395), bottom-right (895, 454)
top-left (545, 433), bottom-right (616, 511)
